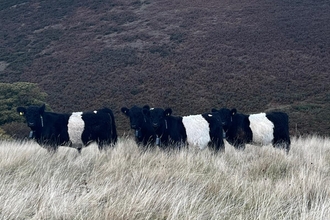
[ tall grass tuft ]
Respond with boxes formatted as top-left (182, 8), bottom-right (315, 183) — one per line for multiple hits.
top-left (0, 136), bottom-right (330, 219)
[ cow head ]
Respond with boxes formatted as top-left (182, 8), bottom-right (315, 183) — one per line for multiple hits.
top-left (146, 108), bottom-right (164, 129)
top-left (121, 105), bottom-right (150, 130)
top-left (145, 107), bottom-right (173, 129)
top-left (202, 112), bottom-right (222, 124)
top-left (17, 104), bottom-right (46, 130)
top-left (212, 108), bottom-right (237, 127)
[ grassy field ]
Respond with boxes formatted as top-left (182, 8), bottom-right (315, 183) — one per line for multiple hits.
top-left (0, 135), bottom-right (330, 219)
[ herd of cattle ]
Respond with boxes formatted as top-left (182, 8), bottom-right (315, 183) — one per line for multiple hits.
top-left (16, 104), bottom-right (291, 153)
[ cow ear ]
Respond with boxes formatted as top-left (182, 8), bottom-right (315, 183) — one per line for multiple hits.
top-left (121, 107), bottom-right (129, 115)
top-left (231, 108), bottom-right (237, 115)
top-left (142, 105), bottom-right (150, 110)
top-left (17, 107), bottom-right (26, 116)
top-left (39, 104), bottom-right (46, 114)
top-left (164, 108), bottom-right (172, 116)
top-left (211, 108), bottom-right (217, 112)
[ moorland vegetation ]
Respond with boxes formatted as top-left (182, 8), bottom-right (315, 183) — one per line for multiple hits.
top-left (0, 0), bottom-right (329, 138)
top-left (1, 2), bottom-right (329, 218)
top-left (0, 136), bottom-right (329, 219)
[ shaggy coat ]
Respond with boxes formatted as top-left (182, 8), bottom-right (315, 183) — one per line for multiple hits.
top-left (121, 105), bottom-right (156, 147)
top-left (212, 108), bottom-right (290, 152)
top-left (146, 108), bottom-right (224, 152)
top-left (17, 104), bottom-right (117, 152)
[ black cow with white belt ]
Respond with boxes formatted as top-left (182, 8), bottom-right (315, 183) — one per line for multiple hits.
top-left (212, 108), bottom-right (290, 152)
top-left (17, 104), bottom-right (117, 152)
top-left (145, 107), bottom-right (225, 152)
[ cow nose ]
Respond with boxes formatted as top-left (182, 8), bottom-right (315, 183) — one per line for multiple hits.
top-left (28, 122), bottom-right (35, 127)
top-left (152, 123), bottom-right (158, 128)
top-left (131, 124), bottom-right (137, 129)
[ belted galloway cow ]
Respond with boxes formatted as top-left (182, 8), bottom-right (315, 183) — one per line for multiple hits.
top-left (17, 104), bottom-right (117, 152)
top-left (145, 107), bottom-right (225, 152)
top-left (212, 108), bottom-right (290, 152)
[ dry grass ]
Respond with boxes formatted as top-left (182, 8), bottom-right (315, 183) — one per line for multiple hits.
top-left (0, 135), bottom-right (330, 219)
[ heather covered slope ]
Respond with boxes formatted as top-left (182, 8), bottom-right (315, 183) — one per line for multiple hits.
top-left (0, 0), bottom-right (329, 136)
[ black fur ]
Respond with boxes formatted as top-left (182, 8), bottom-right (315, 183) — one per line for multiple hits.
top-left (146, 108), bottom-right (225, 152)
top-left (212, 108), bottom-right (290, 152)
top-left (17, 104), bottom-right (117, 152)
top-left (145, 107), bottom-right (187, 149)
top-left (201, 112), bottom-right (225, 152)
top-left (81, 108), bottom-right (118, 150)
top-left (121, 105), bottom-right (156, 147)
top-left (265, 111), bottom-right (291, 150)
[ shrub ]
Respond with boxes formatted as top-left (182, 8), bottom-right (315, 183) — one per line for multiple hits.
top-left (0, 82), bottom-right (48, 138)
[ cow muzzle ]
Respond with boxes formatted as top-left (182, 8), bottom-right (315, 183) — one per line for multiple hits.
top-left (28, 122), bottom-right (36, 128)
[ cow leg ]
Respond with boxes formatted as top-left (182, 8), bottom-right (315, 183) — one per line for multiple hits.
top-left (97, 142), bottom-right (104, 151)
top-left (233, 141), bottom-right (245, 150)
top-left (273, 140), bottom-right (290, 154)
top-left (272, 132), bottom-right (291, 153)
top-left (175, 141), bottom-right (186, 151)
top-left (98, 141), bottom-right (111, 151)
top-left (211, 138), bottom-right (225, 153)
top-left (46, 145), bottom-right (58, 154)
top-left (95, 131), bottom-right (113, 151)
top-left (97, 139), bottom-right (109, 151)
top-left (236, 144), bottom-right (245, 150)
top-left (285, 140), bottom-right (291, 153)
top-left (281, 143), bottom-right (290, 154)
top-left (46, 147), bottom-right (53, 153)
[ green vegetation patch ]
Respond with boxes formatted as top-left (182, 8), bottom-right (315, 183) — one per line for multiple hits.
top-left (0, 82), bottom-right (47, 125)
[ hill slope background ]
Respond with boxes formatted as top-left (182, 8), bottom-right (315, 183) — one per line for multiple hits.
top-left (1, 0), bottom-right (329, 136)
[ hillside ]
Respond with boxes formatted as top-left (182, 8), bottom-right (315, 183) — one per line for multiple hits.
top-left (1, 0), bottom-right (329, 136)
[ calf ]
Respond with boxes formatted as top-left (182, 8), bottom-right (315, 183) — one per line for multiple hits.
top-left (17, 104), bottom-right (117, 152)
top-left (121, 105), bottom-right (156, 147)
top-left (145, 108), bottom-right (187, 149)
top-left (146, 108), bottom-right (225, 152)
top-left (212, 108), bottom-right (290, 152)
